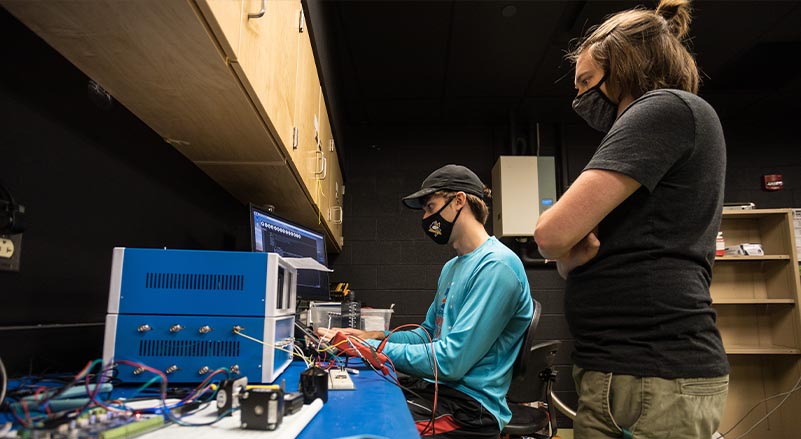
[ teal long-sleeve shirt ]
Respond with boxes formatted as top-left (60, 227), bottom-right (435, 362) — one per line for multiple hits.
top-left (371, 237), bottom-right (534, 430)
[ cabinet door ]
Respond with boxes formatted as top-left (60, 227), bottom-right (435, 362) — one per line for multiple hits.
top-left (237, 0), bottom-right (302, 154)
top-left (327, 148), bottom-right (345, 249)
top-left (318, 95), bottom-right (344, 248)
top-left (198, 0), bottom-right (302, 156)
top-left (318, 93), bottom-right (332, 211)
top-left (294, 13), bottom-right (323, 203)
top-left (196, 0), bottom-right (243, 60)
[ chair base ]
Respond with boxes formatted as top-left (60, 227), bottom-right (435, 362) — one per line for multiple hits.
top-left (501, 404), bottom-right (550, 438)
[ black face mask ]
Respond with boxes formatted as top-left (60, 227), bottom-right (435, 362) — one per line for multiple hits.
top-left (572, 74), bottom-right (618, 133)
top-left (422, 197), bottom-right (462, 245)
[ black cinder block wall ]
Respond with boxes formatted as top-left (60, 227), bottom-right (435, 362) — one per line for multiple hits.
top-left (562, 119), bottom-right (801, 209)
top-left (722, 121), bottom-right (801, 208)
top-left (0, 8), bottom-right (248, 376)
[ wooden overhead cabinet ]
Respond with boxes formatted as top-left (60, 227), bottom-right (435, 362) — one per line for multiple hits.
top-left (318, 93), bottom-right (344, 248)
top-left (711, 209), bottom-right (801, 438)
top-left (197, 0), bottom-right (301, 157)
top-left (1, 0), bottom-right (344, 252)
top-left (294, 15), bottom-right (324, 204)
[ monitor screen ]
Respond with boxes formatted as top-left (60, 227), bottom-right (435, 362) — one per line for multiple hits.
top-left (249, 205), bottom-right (329, 300)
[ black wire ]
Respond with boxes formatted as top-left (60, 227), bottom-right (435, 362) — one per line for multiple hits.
top-left (330, 327), bottom-right (440, 435)
top-left (0, 181), bottom-right (16, 207)
top-left (164, 403), bottom-right (235, 427)
top-left (38, 368), bottom-right (93, 406)
top-left (7, 362), bottom-right (234, 432)
top-left (382, 327), bottom-right (439, 436)
top-left (375, 372), bottom-right (431, 407)
top-left (5, 364), bottom-right (106, 430)
top-left (407, 329), bottom-right (438, 436)
top-left (349, 343), bottom-right (438, 428)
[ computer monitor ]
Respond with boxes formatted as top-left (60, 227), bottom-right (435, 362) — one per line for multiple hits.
top-left (249, 204), bottom-right (329, 300)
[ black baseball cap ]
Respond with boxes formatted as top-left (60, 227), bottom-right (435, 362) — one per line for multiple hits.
top-left (402, 164), bottom-right (485, 209)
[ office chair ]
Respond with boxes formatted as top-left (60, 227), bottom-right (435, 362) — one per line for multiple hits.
top-left (502, 299), bottom-right (562, 439)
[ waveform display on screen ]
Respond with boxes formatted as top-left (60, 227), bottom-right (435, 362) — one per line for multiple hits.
top-left (250, 206), bottom-right (329, 300)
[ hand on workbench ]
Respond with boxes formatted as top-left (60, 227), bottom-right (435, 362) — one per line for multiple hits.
top-left (321, 330), bottom-right (390, 375)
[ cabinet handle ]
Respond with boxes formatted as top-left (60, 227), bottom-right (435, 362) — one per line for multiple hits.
top-left (248, 0), bottom-right (266, 19)
top-left (298, 8), bottom-right (305, 33)
top-left (315, 151), bottom-right (327, 180)
top-left (329, 206), bottom-right (343, 224)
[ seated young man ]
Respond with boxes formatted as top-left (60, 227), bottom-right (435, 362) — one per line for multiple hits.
top-left (320, 164), bottom-right (534, 438)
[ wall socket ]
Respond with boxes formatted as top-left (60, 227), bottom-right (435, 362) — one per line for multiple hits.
top-left (0, 234), bottom-right (22, 272)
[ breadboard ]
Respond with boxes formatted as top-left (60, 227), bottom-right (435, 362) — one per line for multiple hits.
top-left (328, 369), bottom-right (355, 390)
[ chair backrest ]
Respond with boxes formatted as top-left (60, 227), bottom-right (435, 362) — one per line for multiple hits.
top-left (512, 299), bottom-right (542, 379)
top-left (507, 339), bottom-right (561, 404)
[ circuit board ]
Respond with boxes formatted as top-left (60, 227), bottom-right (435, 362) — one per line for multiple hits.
top-left (14, 409), bottom-right (164, 439)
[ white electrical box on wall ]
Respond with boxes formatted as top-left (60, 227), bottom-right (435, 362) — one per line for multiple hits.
top-left (491, 156), bottom-right (556, 237)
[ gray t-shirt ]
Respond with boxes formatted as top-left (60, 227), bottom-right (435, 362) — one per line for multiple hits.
top-left (566, 89), bottom-right (730, 378)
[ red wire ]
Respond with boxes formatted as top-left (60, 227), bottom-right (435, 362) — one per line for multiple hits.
top-left (85, 366), bottom-right (130, 413)
top-left (182, 368), bottom-right (228, 402)
top-left (10, 404), bottom-right (31, 428)
top-left (74, 361), bottom-right (94, 380)
top-left (32, 387), bottom-right (53, 415)
top-left (382, 324), bottom-right (439, 436)
top-left (115, 360), bottom-right (169, 402)
top-left (21, 400), bottom-right (32, 425)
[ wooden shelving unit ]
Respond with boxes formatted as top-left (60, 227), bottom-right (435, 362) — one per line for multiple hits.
top-left (714, 299), bottom-right (796, 304)
top-left (711, 209), bottom-right (801, 438)
top-left (716, 255), bottom-right (792, 261)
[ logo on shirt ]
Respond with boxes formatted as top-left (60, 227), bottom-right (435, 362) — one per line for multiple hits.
top-left (434, 287), bottom-right (450, 339)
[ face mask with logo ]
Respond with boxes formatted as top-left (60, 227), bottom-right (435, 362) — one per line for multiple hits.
top-left (572, 74), bottom-right (617, 133)
top-left (422, 197), bottom-right (462, 245)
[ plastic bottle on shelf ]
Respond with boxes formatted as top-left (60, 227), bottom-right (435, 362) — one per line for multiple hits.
top-left (716, 232), bottom-right (725, 257)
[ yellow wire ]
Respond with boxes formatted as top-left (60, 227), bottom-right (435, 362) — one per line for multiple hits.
top-left (317, 339), bottom-right (350, 353)
top-left (233, 331), bottom-right (310, 363)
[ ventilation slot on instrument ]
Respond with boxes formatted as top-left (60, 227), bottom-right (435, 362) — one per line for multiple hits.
top-left (144, 273), bottom-right (244, 291)
top-left (138, 340), bottom-right (241, 357)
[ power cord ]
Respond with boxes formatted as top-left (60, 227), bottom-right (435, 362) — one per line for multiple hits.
top-left (721, 372), bottom-right (801, 439)
top-left (379, 324), bottom-right (439, 437)
top-left (0, 181), bottom-right (24, 235)
top-left (0, 356), bottom-right (7, 406)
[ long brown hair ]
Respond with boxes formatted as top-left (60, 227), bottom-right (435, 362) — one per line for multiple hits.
top-left (568, 0), bottom-right (699, 99)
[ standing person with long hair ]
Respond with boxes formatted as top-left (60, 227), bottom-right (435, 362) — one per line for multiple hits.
top-left (535, 1), bottom-right (729, 438)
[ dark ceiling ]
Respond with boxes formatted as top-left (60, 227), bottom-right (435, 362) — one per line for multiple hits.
top-left (312, 1), bottom-right (801, 126)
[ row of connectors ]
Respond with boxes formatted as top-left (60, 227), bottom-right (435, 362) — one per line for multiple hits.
top-left (131, 364), bottom-right (241, 376)
top-left (136, 324), bottom-right (215, 334)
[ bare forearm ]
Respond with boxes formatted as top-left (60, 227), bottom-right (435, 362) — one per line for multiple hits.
top-left (317, 327), bottom-right (385, 341)
top-left (363, 330), bottom-right (386, 340)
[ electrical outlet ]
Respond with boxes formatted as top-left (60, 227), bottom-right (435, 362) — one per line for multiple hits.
top-left (0, 234), bottom-right (22, 272)
top-left (0, 237), bottom-right (13, 257)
